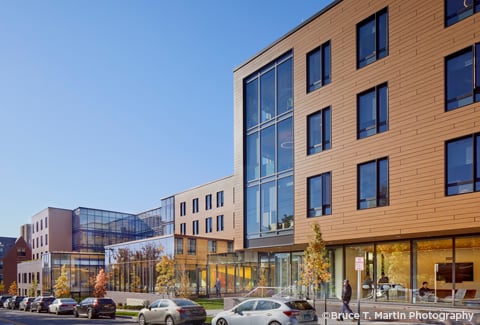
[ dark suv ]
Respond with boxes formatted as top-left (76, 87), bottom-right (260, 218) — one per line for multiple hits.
top-left (30, 296), bottom-right (55, 313)
top-left (74, 297), bottom-right (116, 319)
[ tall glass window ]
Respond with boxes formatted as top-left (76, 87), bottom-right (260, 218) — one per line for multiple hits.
top-left (358, 158), bottom-right (389, 209)
top-left (445, 44), bottom-right (480, 111)
top-left (277, 176), bottom-right (294, 229)
top-left (308, 172), bottom-right (332, 217)
top-left (357, 8), bottom-right (388, 68)
top-left (446, 134), bottom-right (480, 195)
top-left (307, 41), bottom-right (331, 93)
top-left (244, 51), bottom-right (294, 242)
top-left (445, 0), bottom-right (480, 26)
top-left (358, 83), bottom-right (388, 139)
top-left (308, 107), bottom-right (331, 155)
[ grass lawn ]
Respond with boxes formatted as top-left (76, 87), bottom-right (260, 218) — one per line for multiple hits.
top-left (194, 298), bottom-right (224, 310)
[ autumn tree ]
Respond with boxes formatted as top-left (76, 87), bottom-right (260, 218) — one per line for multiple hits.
top-left (300, 223), bottom-right (331, 301)
top-left (8, 281), bottom-right (18, 295)
top-left (155, 255), bottom-right (175, 295)
top-left (176, 263), bottom-right (190, 297)
top-left (28, 279), bottom-right (38, 297)
top-left (54, 264), bottom-right (71, 298)
top-left (0, 281), bottom-right (4, 294)
top-left (94, 268), bottom-right (108, 298)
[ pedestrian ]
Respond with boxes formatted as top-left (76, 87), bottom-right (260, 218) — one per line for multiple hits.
top-left (339, 279), bottom-right (353, 321)
top-left (215, 278), bottom-right (221, 297)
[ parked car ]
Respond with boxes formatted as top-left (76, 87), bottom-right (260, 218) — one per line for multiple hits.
top-left (48, 298), bottom-right (77, 315)
top-left (138, 298), bottom-right (206, 325)
top-left (3, 298), bottom-right (12, 309)
top-left (74, 297), bottom-right (116, 319)
top-left (211, 297), bottom-right (318, 325)
top-left (9, 295), bottom-right (25, 309)
top-left (19, 297), bottom-right (35, 311)
top-left (0, 295), bottom-right (11, 308)
top-left (30, 296), bottom-right (55, 313)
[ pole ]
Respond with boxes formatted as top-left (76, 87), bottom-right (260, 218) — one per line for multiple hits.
top-left (357, 269), bottom-right (361, 325)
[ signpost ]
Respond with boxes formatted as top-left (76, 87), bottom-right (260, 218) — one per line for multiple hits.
top-left (355, 257), bottom-right (364, 325)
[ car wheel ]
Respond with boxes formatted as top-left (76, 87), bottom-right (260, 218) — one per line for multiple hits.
top-left (269, 322), bottom-right (281, 325)
top-left (37, 306), bottom-right (41, 313)
top-left (111, 313), bottom-right (115, 319)
top-left (166, 316), bottom-right (175, 325)
top-left (56, 308), bottom-right (59, 315)
top-left (216, 318), bottom-right (229, 325)
top-left (87, 308), bottom-right (94, 319)
top-left (139, 314), bottom-right (148, 325)
top-left (74, 310), bottom-right (79, 318)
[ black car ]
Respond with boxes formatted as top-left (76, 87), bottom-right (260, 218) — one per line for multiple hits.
top-left (30, 296), bottom-right (55, 313)
top-left (8, 295), bottom-right (25, 309)
top-left (74, 297), bottom-right (116, 319)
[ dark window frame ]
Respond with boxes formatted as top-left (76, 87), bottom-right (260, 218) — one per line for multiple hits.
top-left (307, 106), bottom-right (331, 155)
top-left (307, 172), bottom-right (332, 217)
top-left (307, 40), bottom-right (331, 93)
top-left (192, 198), bottom-right (199, 214)
top-left (357, 83), bottom-right (389, 139)
top-left (357, 157), bottom-right (389, 209)
top-left (216, 191), bottom-right (224, 207)
top-left (216, 215), bottom-right (224, 231)
top-left (180, 202), bottom-right (186, 216)
top-left (445, 0), bottom-right (480, 27)
top-left (205, 194), bottom-right (212, 210)
top-left (357, 7), bottom-right (389, 69)
top-left (192, 220), bottom-right (199, 235)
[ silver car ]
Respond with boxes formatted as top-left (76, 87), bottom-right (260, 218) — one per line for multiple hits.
top-left (138, 298), bottom-right (206, 325)
top-left (48, 298), bottom-right (77, 315)
top-left (211, 297), bottom-right (318, 325)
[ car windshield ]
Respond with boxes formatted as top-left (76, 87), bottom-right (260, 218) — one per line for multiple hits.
top-left (45, 298), bottom-right (55, 302)
top-left (173, 299), bottom-right (198, 307)
top-left (285, 300), bottom-right (314, 310)
top-left (61, 298), bottom-right (77, 303)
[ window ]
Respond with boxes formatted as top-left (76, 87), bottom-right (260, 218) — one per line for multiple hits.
top-left (180, 202), bottom-right (186, 216)
top-left (216, 191), bottom-right (224, 207)
top-left (192, 198), bottom-right (199, 213)
top-left (45, 234), bottom-right (48, 245)
top-left (446, 134), bottom-right (480, 195)
top-left (205, 194), bottom-right (212, 210)
top-left (216, 215), bottom-right (224, 232)
top-left (187, 238), bottom-right (196, 255)
top-left (205, 217), bottom-right (213, 233)
top-left (227, 242), bottom-right (234, 253)
top-left (0, 261), bottom-right (3, 270)
top-left (308, 172), bottom-right (332, 217)
top-left (357, 8), bottom-right (388, 68)
top-left (357, 83), bottom-right (388, 139)
top-left (175, 238), bottom-right (184, 255)
top-left (208, 240), bottom-right (217, 253)
top-left (193, 220), bottom-right (199, 235)
top-left (17, 248), bottom-right (26, 257)
top-left (358, 157), bottom-right (389, 209)
top-left (40, 219), bottom-right (43, 230)
top-left (180, 223), bottom-right (186, 235)
top-left (307, 107), bottom-right (331, 155)
top-left (446, 0), bottom-right (480, 26)
top-left (445, 44), bottom-right (480, 111)
top-left (307, 41), bottom-right (331, 93)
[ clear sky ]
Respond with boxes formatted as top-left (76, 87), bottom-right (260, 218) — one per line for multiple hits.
top-left (0, 0), bottom-right (332, 238)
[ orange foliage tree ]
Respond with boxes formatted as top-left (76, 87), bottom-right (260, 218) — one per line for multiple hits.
top-left (94, 268), bottom-right (108, 298)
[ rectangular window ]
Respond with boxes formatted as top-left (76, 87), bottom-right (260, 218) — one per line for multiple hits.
top-left (187, 239), bottom-right (196, 255)
top-left (180, 202), bottom-right (186, 216)
top-left (227, 242), bottom-right (234, 253)
top-left (17, 248), bottom-right (26, 257)
top-left (45, 234), bottom-right (48, 246)
top-left (307, 106), bottom-right (331, 155)
top-left (205, 194), bottom-right (212, 210)
top-left (445, 0), bottom-right (480, 26)
top-left (208, 240), bottom-right (217, 253)
top-left (216, 191), bottom-right (224, 207)
top-left (446, 133), bottom-right (480, 195)
top-left (307, 40), bottom-right (331, 93)
top-left (358, 157), bottom-right (389, 209)
top-left (192, 198), bottom-right (199, 213)
top-left (308, 172), bottom-right (332, 217)
top-left (175, 238), bottom-right (184, 255)
top-left (180, 223), bottom-right (186, 235)
top-left (357, 8), bottom-right (388, 68)
top-left (445, 44), bottom-right (480, 111)
top-left (45, 217), bottom-right (48, 228)
top-left (192, 220), bottom-right (199, 235)
top-left (205, 217), bottom-right (213, 233)
top-left (357, 83), bottom-right (388, 139)
top-left (216, 215), bottom-right (224, 231)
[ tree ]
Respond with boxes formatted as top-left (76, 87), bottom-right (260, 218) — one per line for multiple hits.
top-left (54, 264), bottom-right (71, 298)
top-left (8, 281), bottom-right (18, 295)
top-left (300, 223), bottom-right (331, 302)
top-left (28, 279), bottom-right (38, 297)
top-left (155, 255), bottom-right (175, 295)
top-left (94, 268), bottom-right (108, 298)
top-left (0, 281), bottom-right (4, 294)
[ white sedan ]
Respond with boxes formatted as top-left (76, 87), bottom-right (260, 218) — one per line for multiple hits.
top-left (48, 298), bottom-right (77, 315)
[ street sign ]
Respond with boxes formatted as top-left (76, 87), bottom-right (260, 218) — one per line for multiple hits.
top-left (355, 257), bottom-right (364, 271)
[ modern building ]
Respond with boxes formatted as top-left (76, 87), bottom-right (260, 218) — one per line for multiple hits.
top-left (224, 0), bottom-right (480, 305)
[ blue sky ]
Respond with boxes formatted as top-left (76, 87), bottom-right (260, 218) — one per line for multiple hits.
top-left (0, 0), bottom-right (332, 237)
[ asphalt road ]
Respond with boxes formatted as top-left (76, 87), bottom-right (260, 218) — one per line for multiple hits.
top-left (0, 308), bottom-right (137, 325)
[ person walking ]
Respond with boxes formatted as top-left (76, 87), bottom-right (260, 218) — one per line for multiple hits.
top-left (215, 278), bottom-right (221, 297)
top-left (339, 279), bottom-right (353, 321)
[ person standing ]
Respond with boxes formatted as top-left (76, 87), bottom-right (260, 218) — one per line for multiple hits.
top-left (215, 278), bottom-right (221, 297)
top-left (378, 272), bottom-right (390, 300)
top-left (339, 279), bottom-right (353, 321)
